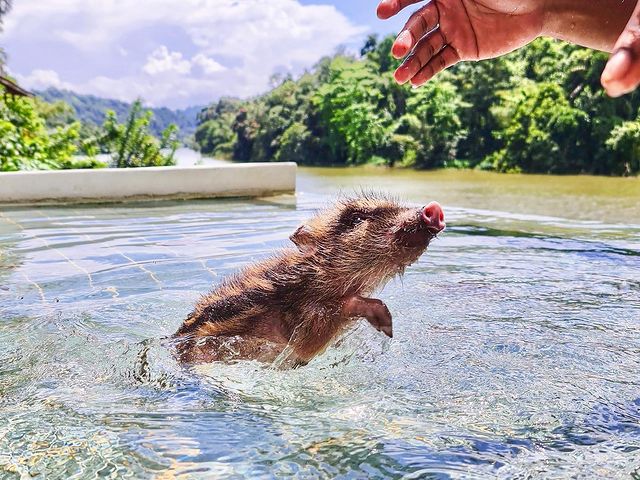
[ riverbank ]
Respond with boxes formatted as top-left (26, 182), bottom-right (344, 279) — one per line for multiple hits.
top-left (196, 37), bottom-right (640, 177)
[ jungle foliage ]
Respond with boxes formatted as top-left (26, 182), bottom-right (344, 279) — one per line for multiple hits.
top-left (196, 35), bottom-right (640, 175)
top-left (0, 88), bottom-right (179, 171)
top-left (101, 100), bottom-right (179, 168)
top-left (0, 90), bottom-right (100, 171)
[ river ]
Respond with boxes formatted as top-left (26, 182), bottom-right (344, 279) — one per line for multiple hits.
top-left (0, 160), bottom-right (638, 478)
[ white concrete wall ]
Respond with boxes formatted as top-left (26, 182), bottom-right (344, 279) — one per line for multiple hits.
top-left (0, 163), bottom-right (296, 204)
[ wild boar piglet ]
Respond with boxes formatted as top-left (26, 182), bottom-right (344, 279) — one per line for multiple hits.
top-left (175, 194), bottom-right (446, 365)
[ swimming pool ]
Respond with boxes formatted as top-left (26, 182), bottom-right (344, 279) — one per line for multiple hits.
top-left (1, 169), bottom-right (639, 478)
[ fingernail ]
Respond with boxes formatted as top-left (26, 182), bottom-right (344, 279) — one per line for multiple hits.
top-left (410, 75), bottom-right (424, 88)
top-left (395, 57), bottom-right (416, 84)
top-left (602, 49), bottom-right (632, 84)
top-left (376, 0), bottom-right (393, 19)
top-left (396, 30), bottom-right (411, 47)
top-left (392, 31), bottom-right (412, 58)
top-left (605, 80), bottom-right (637, 98)
top-left (394, 67), bottom-right (408, 85)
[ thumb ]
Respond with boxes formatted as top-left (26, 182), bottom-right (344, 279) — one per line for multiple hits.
top-left (602, 3), bottom-right (640, 97)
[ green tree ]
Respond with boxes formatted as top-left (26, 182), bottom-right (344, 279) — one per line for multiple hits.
top-left (36, 99), bottom-right (77, 129)
top-left (195, 97), bottom-right (239, 157)
top-left (606, 118), bottom-right (640, 175)
top-left (101, 99), bottom-right (179, 168)
top-left (223, 73), bottom-right (327, 164)
top-left (398, 78), bottom-right (467, 169)
top-left (192, 34), bottom-right (640, 176)
top-left (0, 88), bottom-right (86, 171)
top-left (487, 82), bottom-right (590, 173)
top-left (360, 34), bottom-right (378, 57)
top-left (363, 35), bottom-right (400, 74)
top-left (274, 122), bottom-right (320, 163)
top-left (313, 56), bottom-right (392, 165)
top-left (195, 117), bottom-right (235, 157)
top-left (451, 56), bottom-right (516, 163)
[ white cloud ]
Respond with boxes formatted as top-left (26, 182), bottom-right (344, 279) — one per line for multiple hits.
top-left (142, 48), bottom-right (226, 77)
top-left (2, 0), bottom-right (366, 107)
top-left (143, 46), bottom-right (192, 76)
top-left (192, 54), bottom-right (226, 75)
top-left (14, 69), bottom-right (74, 91)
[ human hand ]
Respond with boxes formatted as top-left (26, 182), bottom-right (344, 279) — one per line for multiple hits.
top-left (377, 0), bottom-right (546, 87)
top-left (601, 0), bottom-right (640, 97)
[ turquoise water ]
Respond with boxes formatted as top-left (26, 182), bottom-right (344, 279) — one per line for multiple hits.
top-left (1, 168), bottom-right (639, 478)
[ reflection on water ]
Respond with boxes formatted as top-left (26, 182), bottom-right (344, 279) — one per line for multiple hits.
top-left (0, 168), bottom-right (639, 478)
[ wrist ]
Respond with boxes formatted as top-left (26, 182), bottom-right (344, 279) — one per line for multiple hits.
top-left (541, 0), bottom-right (638, 52)
top-left (541, 1), bottom-right (585, 41)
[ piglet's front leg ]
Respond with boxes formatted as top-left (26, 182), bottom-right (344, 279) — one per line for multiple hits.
top-left (342, 296), bottom-right (393, 338)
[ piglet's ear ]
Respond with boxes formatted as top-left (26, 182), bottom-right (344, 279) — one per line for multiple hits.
top-left (290, 225), bottom-right (316, 254)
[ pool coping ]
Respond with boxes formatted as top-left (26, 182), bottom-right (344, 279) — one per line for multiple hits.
top-left (0, 163), bottom-right (297, 205)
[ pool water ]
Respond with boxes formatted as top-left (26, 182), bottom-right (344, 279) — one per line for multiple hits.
top-left (1, 168), bottom-right (639, 478)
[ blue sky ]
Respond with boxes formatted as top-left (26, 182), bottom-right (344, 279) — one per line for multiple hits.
top-left (2, 0), bottom-right (409, 108)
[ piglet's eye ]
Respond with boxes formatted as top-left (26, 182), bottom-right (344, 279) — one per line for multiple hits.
top-left (349, 213), bottom-right (367, 227)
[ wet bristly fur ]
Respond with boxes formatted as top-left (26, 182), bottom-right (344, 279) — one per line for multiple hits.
top-left (175, 193), bottom-right (439, 365)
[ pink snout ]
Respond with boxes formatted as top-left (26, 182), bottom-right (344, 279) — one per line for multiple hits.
top-left (421, 202), bottom-right (446, 232)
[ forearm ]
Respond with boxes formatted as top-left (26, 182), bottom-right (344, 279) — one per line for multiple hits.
top-left (543, 0), bottom-right (638, 52)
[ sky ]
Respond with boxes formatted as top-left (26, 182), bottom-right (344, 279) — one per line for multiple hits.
top-left (1, 0), bottom-right (409, 109)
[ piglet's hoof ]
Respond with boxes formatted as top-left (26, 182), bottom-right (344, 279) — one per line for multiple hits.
top-left (343, 296), bottom-right (393, 338)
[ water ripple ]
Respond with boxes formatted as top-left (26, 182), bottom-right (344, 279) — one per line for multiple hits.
top-left (0, 192), bottom-right (639, 478)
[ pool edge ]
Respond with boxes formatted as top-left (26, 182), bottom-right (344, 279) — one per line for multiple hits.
top-left (0, 163), bottom-right (297, 205)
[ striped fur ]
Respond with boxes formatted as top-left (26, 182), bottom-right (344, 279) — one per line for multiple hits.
top-left (175, 195), bottom-right (437, 365)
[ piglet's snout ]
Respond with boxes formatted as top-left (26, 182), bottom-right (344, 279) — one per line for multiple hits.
top-left (421, 202), bottom-right (446, 233)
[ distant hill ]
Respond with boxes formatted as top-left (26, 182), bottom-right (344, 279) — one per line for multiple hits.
top-left (36, 88), bottom-right (204, 141)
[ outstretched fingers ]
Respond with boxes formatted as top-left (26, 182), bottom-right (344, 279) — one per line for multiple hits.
top-left (377, 0), bottom-right (426, 20)
top-left (392, 3), bottom-right (440, 58)
top-left (395, 28), bottom-right (447, 84)
top-left (410, 46), bottom-right (461, 87)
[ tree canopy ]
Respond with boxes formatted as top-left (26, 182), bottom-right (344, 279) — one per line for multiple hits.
top-left (0, 89), bottom-right (179, 171)
top-left (0, 88), bottom-right (84, 171)
top-left (196, 35), bottom-right (640, 176)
